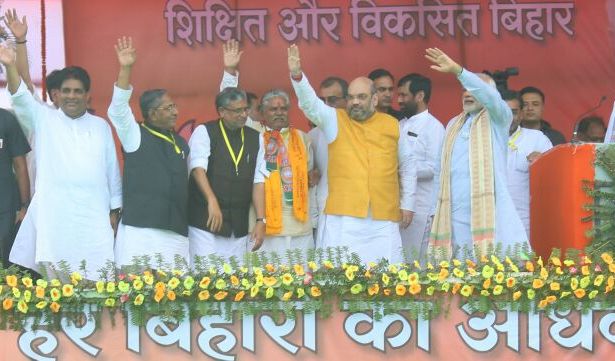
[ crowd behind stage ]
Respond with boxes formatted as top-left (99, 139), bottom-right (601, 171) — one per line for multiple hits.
top-left (0, 9), bottom-right (608, 279)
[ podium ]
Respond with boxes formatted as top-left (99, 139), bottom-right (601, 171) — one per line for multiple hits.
top-left (529, 144), bottom-right (595, 258)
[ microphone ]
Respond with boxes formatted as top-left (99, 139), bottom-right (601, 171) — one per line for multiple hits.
top-left (573, 95), bottom-right (607, 137)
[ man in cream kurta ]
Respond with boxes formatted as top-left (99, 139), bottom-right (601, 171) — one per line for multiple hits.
top-left (0, 49), bottom-right (121, 278)
top-left (288, 45), bottom-right (417, 264)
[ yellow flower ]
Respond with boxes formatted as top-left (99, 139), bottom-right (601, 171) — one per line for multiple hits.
top-left (540, 267), bottom-right (548, 280)
top-left (564, 259), bottom-right (575, 267)
top-left (441, 282), bottom-right (450, 292)
top-left (601, 252), bottom-right (613, 265)
top-left (555, 267), bottom-right (563, 275)
top-left (214, 291), bottom-right (228, 301)
top-left (495, 272), bottom-right (505, 284)
top-left (12, 287), bottom-right (20, 298)
top-left (513, 291), bottom-right (522, 301)
top-left (426, 286), bottom-right (435, 296)
top-left (49, 302), bottom-right (60, 313)
top-left (223, 263), bottom-right (233, 274)
top-left (581, 265), bottom-right (590, 276)
top-left (35, 286), bottom-right (45, 299)
top-left (345, 268), bottom-right (356, 281)
top-left (483, 278), bottom-right (491, 289)
top-left (560, 291), bottom-right (571, 298)
top-left (397, 269), bottom-right (408, 281)
top-left (409, 283), bottom-right (421, 295)
top-left (550, 257), bottom-right (562, 267)
top-left (588, 290), bottom-right (599, 299)
top-left (143, 273), bottom-right (154, 286)
top-left (35, 301), bottom-right (47, 309)
top-left (382, 273), bottom-right (390, 286)
top-left (594, 275), bottom-right (605, 287)
top-left (323, 260), bottom-right (334, 269)
top-left (368, 284), bottom-right (380, 296)
top-left (580, 276), bottom-right (591, 289)
top-left (574, 288), bottom-right (586, 299)
top-left (550, 282), bottom-right (560, 291)
top-left (133, 279), bottom-right (144, 291)
top-left (105, 298), bottom-right (116, 307)
top-left (453, 259), bottom-right (462, 267)
top-left (537, 257), bottom-right (544, 267)
top-left (156, 270), bottom-right (167, 278)
top-left (265, 287), bottom-right (274, 299)
top-left (3, 298), bottom-right (13, 310)
top-left (466, 259), bottom-right (476, 268)
top-left (538, 299), bottom-right (548, 309)
top-left (21, 277), bottom-right (33, 288)
top-left (106, 282), bottom-right (116, 293)
top-left (133, 294), bottom-right (144, 306)
top-left (154, 289), bottom-right (165, 303)
top-left (293, 264), bottom-right (305, 276)
top-left (609, 263), bottom-right (615, 273)
top-left (265, 264), bottom-right (276, 273)
top-left (532, 279), bottom-right (544, 289)
top-left (414, 260), bottom-right (422, 270)
top-left (249, 285), bottom-right (260, 298)
top-left (453, 268), bottom-right (464, 278)
top-left (167, 290), bottom-right (176, 301)
top-left (438, 268), bottom-right (449, 281)
top-left (199, 277), bottom-right (211, 289)
top-left (297, 288), bottom-right (305, 298)
top-left (452, 283), bottom-right (461, 295)
top-left (36, 279), bottom-right (48, 288)
top-left (50, 288), bottom-right (61, 302)
top-left (427, 262), bottom-right (435, 270)
top-left (310, 286), bottom-right (321, 297)
top-left (281, 291), bottom-right (293, 301)
top-left (480, 290), bottom-right (490, 296)
top-left (234, 290), bottom-right (245, 302)
top-left (493, 285), bottom-right (503, 296)
top-left (388, 265), bottom-right (399, 274)
top-left (198, 290), bottom-right (210, 301)
top-left (215, 279), bottom-right (227, 290)
top-left (263, 277), bottom-right (278, 287)
top-left (395, 284), bottom-right (406, 296)
top-left (308, 261), bottom-right (318, 271)
top-left (5, 275), bottom-right (17, 288)
top-left (570, 277), bottom-right (579, 290)
top-left (527, 289), bottom-right (536, 300)
top-left (62, 284), bottom-right (74, 297)
top-left (181, 276), bottom-right (194, 290)
top-left (70, 272), bottom-right (83, 285)
top-left (168, 277), bottom-right (180, 290)
top-left (546, 295), bottom-right (557, 304)
top-left (525, 261), bottom-right (534, 272)
top-left (282, 273), bottom-right (294, 286)
top-left (439, 261), bottom-right (450, 268)
top-left (230, 275), bottom-right (240, 287)
top-left (408, 272), bottom-right (419, 284)
top-left (460, 285), bottom-right (473, 297)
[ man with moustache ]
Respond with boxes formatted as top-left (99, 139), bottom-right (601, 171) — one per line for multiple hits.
top-left (257, 89), bottom-right (314, 254)
top-left (187, 85), bottom-right (266, 263)
top-left (107, 37), bottom-right (191, 269)
top-left (368, 68), bottom-right (403, 120)
top-left (288, 45), bottom-right (417, 264)
top-left (0, 47), bottom-right (122, 279)
top-left (397, 73), bottom-right (444, 261)
top-left (426, 48), bottom-right (528, 259)
top-left (503, 91), bottom-right (552, 237)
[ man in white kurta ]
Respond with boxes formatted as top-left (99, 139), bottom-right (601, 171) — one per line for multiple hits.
top-left (288, 45), bottom-right (417, 264)
top-left (427, 48), bottom-right (528, 257)
top-left (398, 74), bottom-right (445, 261)
top-left (3, 61), bottom-right (121, 278)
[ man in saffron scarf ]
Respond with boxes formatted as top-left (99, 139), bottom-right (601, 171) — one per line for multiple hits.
top-left (288, 45), bottom-right (417, 264)
top-left (257, 89), bottom-right (314, 254)
top-left (426, 48), bottom-right (528, 259)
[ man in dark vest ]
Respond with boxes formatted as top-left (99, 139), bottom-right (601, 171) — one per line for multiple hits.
top-left (187, 87), bottom-right (266, 263)
top-left (108, 36), bottom-right (190, 270)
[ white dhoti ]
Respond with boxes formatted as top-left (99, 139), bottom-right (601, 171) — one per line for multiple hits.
top-left (115, 223), bottom-right (189, 269)
top-left (189, 226), bottom-right (249, 265)
top-left (256, 233), bottom-right (314, 256)
top-left (321, 214), bottom-right (403, 264)
top-left (399, 213), bottom-right (431, 262)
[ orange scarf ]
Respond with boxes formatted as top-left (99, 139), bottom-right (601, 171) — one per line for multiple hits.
top-left (263, 129), bottom-right (309, 235)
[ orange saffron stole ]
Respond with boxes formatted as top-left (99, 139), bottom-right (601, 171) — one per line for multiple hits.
top-left (263, 129), bottom-right (308, 235)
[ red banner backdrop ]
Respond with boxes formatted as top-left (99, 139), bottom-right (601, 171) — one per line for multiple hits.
top-left (60, 0), bottom-right (615, 137)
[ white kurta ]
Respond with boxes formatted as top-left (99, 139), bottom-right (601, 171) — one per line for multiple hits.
top-left (507, 127), bottom-right (552, 237)
top-left (433, 70), bottom-right (529, 255)
top-left (308, 127), bottom-right (328, 248)
top-left (107, 85), bottom-right (190, 269)
top-left (399, 110), bottom-right (445, 260)
top-left (291, 73), bottom-right (417, 264)
top-left (9, 81), bottom-right (122, 278)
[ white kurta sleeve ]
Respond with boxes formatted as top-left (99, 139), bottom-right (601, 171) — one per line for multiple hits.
top-left (537, 134), bottom-right (553, 153)
top-left (105, 125), bottom-right (122, 209)
top-left (291, 73), bottom-right (338, 143)
top-left (398, 133), bottom-right (417, 212)
top-left (458, 69), bottom-right (512, 127)
top-left (10, 80), bottom-right (44, 137)
top-left (107, 84), bottom-right (141, 153)
top-left (253, 133), bottom-right (268, 183)
top-left (220, 71), bottom-right (239, 91)
top-left (188, 124), bottom-right (211, 172)
top-left (416, 118), bottom-right (445, 181)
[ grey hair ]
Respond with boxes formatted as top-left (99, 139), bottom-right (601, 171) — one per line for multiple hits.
top-left (215, 87), bottom-right (247, 110)
top-left (140, 89), bottom-right (167, 120)
top-left (260, 89), bottom-right (290, 111)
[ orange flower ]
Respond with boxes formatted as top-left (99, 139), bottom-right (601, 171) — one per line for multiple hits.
top-left (506, 277), bottom-right (516, 288)
top-left (281, 291), bottom-right (293, 301)
top-left (483, 278), bottom-right (491, 289)
top-left (5, 275), bottom-right (17, 288)
top-left (155, 281), bottom-right (166, 292)
top-left (2, 298), bottom-right (13, 310)
top-left (265, 264), bottom-right (276, 273)
top-left (601, 252), bottom-right (613, 265)
top-left (409, 283), bottom-right (421, 295)
top-left (230, 275), bottom-right (240, 287)
top-left (199, 277), bottom-right (211, 289)
top-left (167, 290), bottom-right (176, 301)
top-left (35, 286), bottom-right (45, 299)
top-left (198, 290), bottom-right (210, 301)
top-left (383, 288), bottom-right (391, 296)
top-left (525, 261), bottom-right (535, 272)
top-left (154, 289), bottom-right (165, 303)
top-left (550, 282), bottom-right (560, 291)
top-left (574, 288), bottom-right (586, 299)
top-left (234, 291), bottom-right (246, 302)
top-left (21, 277), bottom-right (33, 288)
top-left (532, 279), bottom-right (544, 289)
top-left (367, 284), bottom-right (380, 296)
top-left (546, 295), bottom-right (557, 304)
top-left (395, 284), bottom-right (407, 296)
top-left (310, 286), bottom-right (321, 297)
top-left (452, 283), bottom-right (461, 295)
top-left (62, 284), bottom-right (74, 297)
top-left (609, 264), bottom-right (615, 273)
top-left (581, 265), bottom-right (590, 276)
top-left (538, 299), bottom-right (548, 309)
top-left (49, 302), bottom-right (61, 313)
top-left (438, 268), bottom-right (449, 281)
top-left (214, 291), bottom-right (228, 301)
top-left (513, 291), bottom-right (522, 301)
top-left (263, 277), bottom-right (278, 287)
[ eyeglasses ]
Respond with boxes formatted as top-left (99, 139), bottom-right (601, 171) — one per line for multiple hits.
top-left (223, 106), bottom-right (249, 115)
top-left (318, 95), bottom-right (342, 105)
top-left (156, 103), bottom-right (177, 111)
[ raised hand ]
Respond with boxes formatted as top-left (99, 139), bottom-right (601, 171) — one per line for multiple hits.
top-left (222, 39), bottom-right (242, 74)
top-left (425, 47), bottom-right (462, 75)
top-left (114, 36), bottom-right (136, 68)
top-left (0, 44), bottom-right (16, 66)
top-left (287, 44), bottom-right (302, 77)
top-left (4, 9), bottom-right (27, 41)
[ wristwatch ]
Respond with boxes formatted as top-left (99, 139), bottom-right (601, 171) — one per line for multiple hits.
top-left (256, 218), bottom-right (267, 224)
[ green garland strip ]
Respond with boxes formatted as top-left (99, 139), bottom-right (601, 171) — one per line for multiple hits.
top-left (585, 145), bottom-right (615, 256)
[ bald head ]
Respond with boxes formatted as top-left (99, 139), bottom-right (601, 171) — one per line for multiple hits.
top-left (346, 77), bottom-right (378, 121)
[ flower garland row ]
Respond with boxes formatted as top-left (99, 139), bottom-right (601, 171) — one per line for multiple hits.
top-left (0, 252), bottom-right (614, 329)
